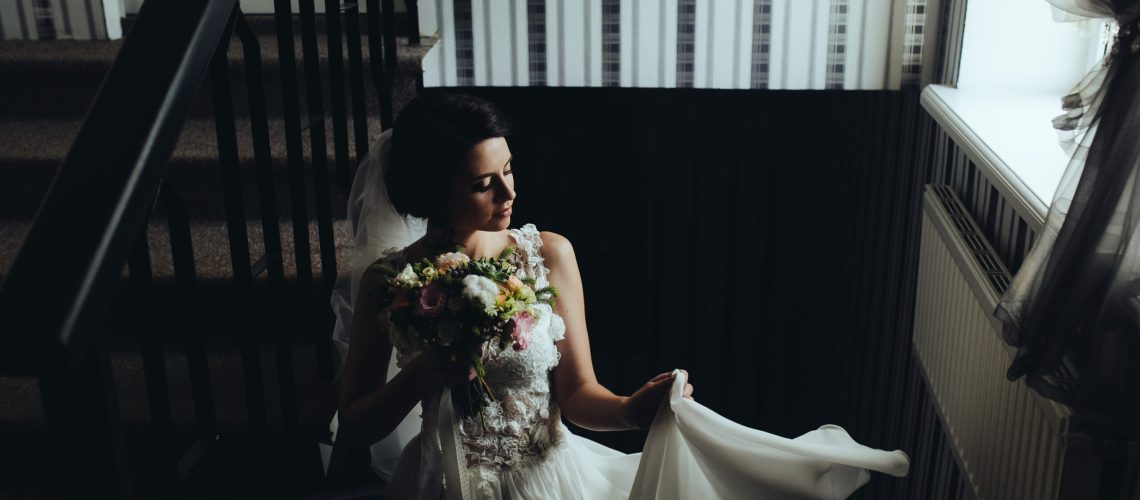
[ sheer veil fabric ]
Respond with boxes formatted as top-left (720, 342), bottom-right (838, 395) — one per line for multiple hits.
top-left (330, 131), bottom-right (911, 498)
top-left (329, 129), bottom-right (426, 480)
top-left (996, 0), bottom-right (1140, 416)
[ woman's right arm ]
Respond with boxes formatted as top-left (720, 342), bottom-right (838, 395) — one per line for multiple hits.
top-left (336, 268), bottom-right (438, 447)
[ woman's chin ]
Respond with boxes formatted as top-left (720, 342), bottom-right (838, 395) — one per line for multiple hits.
top-left (489, 214), bottom-right (511, 228)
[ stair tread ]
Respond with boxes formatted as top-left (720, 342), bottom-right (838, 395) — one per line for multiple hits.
top-left (0, 30), bottom-right (433, 120)
top-left (0, 114), bottom-right (385, 167)
top-left (0, 114), bottom-right (378, 216)
top-left (0, 337), bottom-right (339, 429)
top-left (0, 39), bottom-right (122, 64)
top-left (0, 118), bottom-right (82, 161)
top-left (0, 217), bottom-right (355, 284)
top-left (0, 32), bottom-right (435, 72)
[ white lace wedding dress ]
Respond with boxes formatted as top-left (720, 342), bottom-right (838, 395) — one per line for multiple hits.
top-left (364, 223), bottom-right (908, 500)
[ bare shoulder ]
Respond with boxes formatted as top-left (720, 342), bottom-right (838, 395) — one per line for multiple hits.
top-left (538, 231), bottom-right (575, 265)
top-left (360, 250), bottom-right (406, 286)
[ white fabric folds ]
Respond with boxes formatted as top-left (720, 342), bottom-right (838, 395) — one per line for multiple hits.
top-left (628, 370), bottom-right (909, 499)
top-left (379, 227), bottom-right (909, 499)
top-left (417, 369), bottom-right (910, 500)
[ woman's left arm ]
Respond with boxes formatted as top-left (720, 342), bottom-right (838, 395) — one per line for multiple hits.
top-left (540, 231), bottom-right (692, 431)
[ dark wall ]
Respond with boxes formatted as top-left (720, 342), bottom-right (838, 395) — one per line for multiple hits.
top-left (420, 87), bottom-right (956, 498)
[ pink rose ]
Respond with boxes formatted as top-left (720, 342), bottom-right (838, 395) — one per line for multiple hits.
top-left (416, 282), bottom-right (447, 317)
top-left (508, 311), bottom-right (535, 351)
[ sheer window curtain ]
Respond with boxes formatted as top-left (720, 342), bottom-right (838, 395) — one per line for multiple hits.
top-left (420, 0), bottom-right (942, 90)
top-left (995, 0), bottom-right (1140, 439)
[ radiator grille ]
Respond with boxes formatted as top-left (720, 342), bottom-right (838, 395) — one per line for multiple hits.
top-left (914, 185), bottom-right (1071, 500)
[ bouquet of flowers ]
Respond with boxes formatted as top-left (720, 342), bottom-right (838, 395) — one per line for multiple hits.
top-left (371, 246), bottom-right (558, 425)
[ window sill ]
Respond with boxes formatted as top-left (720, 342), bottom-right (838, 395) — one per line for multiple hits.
top-left (920, 84), bottom-right (1072, 233)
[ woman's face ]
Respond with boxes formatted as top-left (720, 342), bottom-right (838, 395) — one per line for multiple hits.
top-left (446, 136), bottom-right (516, 232)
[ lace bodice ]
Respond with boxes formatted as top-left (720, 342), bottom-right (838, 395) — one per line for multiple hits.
top-left (377, 223), bottom-right (567, 487)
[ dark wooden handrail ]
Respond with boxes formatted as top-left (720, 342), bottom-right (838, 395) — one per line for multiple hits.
top-left (0, 0), bottom-right (238, 375)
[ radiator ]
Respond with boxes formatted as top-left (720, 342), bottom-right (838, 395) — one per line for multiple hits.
top-left (914, 185), bottom-right (1072, 500)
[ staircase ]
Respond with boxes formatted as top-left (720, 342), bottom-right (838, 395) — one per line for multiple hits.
top-left (0, 13), bottom-right (433, 498)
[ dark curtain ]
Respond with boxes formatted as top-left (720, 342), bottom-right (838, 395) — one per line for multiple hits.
top-left (995, 0), bottom-right (1140, 439)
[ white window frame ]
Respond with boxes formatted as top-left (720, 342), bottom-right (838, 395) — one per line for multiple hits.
top-left (922, 0), bottom-right (1113, 231)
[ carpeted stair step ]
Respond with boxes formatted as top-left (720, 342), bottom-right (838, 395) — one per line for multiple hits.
top-left (0, 215), bottom-right (356, 301)
top-left (0, 334), bottom-right (342, 496)
top-left (0, 24), bottom-right (432, 120)
top-left (0, 14), bottom-right (428, 499)
top-left (0, 115), bottom-right (388, 222)
top-left (0, 216), bottom-right (355, 448)
top-left (0, 335), bottom-right (340, 432)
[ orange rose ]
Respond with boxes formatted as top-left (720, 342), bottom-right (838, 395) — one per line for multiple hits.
top-left (506, 275), bottom-right (525, 293)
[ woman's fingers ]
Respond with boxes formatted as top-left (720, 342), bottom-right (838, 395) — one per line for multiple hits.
top-left (673, 369), bottom-right (693, 399)
top-left (649, 372), bottom-right (673, 384)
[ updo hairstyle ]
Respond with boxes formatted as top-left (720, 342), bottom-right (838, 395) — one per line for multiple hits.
top-left (386, 93), bottom-right (512, 221)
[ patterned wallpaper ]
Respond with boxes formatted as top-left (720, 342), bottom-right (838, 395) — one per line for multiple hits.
top-left (0, 0), bottom-right (110, 40)
top-left (421, 0), bottom-right (940, 90)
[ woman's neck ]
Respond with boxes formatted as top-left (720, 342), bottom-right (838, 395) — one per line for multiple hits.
top-left (423, 222), bottom-right (505, 260)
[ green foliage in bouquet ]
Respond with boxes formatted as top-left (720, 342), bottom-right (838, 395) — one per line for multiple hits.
top-left (369, 245), bottom-right (559, 426)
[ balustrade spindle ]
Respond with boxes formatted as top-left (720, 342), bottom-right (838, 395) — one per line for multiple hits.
top-left (210, 13), bottom-right (271, 431)
top-left (298, 0), bottom-right (338, 382)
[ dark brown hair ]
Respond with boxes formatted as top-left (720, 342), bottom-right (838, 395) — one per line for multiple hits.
top-left (386, 93), bottom-right (512, 221)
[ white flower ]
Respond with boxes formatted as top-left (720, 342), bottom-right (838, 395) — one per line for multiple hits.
top-left (435, 252), bottom-right (471, 272)
top-left (393, 264), bottom-right (420, 287)
top-left (462, 275), bottom-right (499, 314)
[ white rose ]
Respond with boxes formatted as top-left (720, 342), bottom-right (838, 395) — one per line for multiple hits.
top-left (462, 275), bottom-right (499, 315)
top-left (394, 263), bottom-right (420, 287)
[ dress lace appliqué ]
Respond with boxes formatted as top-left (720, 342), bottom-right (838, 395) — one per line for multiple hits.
top-left (457, 224), bottom-right (567, 487)
top-left (387, 224), bottom-right (569, 494)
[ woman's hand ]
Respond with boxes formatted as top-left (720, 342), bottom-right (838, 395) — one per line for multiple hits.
top-left (621, 370), bottom-right (695, 430)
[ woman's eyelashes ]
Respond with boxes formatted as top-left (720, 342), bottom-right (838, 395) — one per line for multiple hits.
top-left (472, 168), bottom-right (513, 192)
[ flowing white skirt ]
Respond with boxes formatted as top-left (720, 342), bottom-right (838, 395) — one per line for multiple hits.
top-left (383, 370), bottom-right (909, 500)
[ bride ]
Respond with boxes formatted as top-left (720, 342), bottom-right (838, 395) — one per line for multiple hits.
top-left (329, 94), bottom-right (909, 499)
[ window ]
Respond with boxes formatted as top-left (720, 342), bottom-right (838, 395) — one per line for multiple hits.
top-left (956, 0), bottom-right (1108, 94)
top-left (924, 0), bottom-right (1115, 219)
